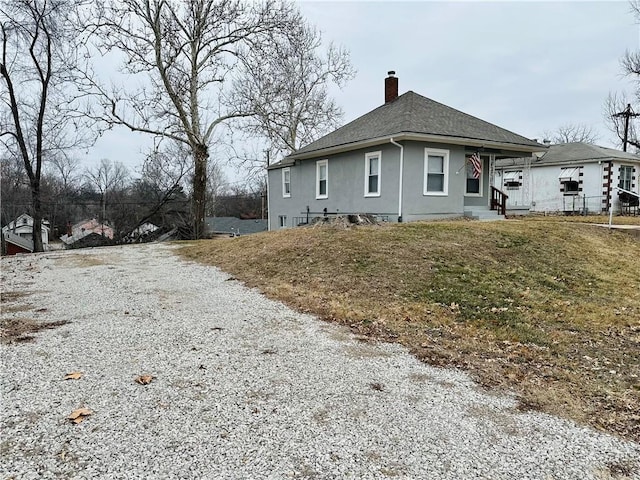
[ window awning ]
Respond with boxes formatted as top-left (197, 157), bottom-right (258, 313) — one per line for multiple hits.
top-left (503, 171), bottom-right (522, 182)
top-left (559, 167), bottom-right (580, 182)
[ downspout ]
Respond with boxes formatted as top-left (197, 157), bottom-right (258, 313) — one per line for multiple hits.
top-left (265, 151), bottom-right (271, 231)
top-left (390, 138), bottom-right (404, 222)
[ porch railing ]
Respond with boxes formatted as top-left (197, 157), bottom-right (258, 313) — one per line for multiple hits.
top-left (490, 186), bottom-right (508, 216)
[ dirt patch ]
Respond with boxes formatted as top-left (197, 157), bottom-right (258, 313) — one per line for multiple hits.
top-left (1, 317), bottom-right (70, 344)
top-left (1, 291), bottom-right (32, 303)
top-left (54, 255), bottom-right (110, 268)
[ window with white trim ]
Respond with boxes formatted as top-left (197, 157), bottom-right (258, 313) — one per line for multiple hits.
top-left (278, 215), bottom-right (287, 228)
top-left (282, 167), bottom-right (291, 198)
top-left (423, 148), bottom-right (449, 195)
top-left (620, 165), bottom-right (633, 191)
top-left (316, 160), bottom-right (328, 199)
top-left (364, 151), bottom-right (381, 196)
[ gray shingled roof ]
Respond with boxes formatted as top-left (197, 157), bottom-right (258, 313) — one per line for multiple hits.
top-left (496, 142), bottom-right (640, 168)
top-left (289, 91), bottom-right (541, 158)
top-left (205, 217), bottom-right (267, 236)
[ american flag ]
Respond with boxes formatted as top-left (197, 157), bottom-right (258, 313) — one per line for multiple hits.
top-left (469, 152), bottom-right (482, 179)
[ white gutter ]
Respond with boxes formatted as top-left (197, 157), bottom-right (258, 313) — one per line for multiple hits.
top-left (390, 137), bottom-right (404, 221)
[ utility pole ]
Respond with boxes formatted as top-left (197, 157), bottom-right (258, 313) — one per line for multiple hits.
top-left (613, 104), bottom-right (640, 152)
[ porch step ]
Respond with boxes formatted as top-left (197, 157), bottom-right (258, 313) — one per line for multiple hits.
top-left (464, 209), bottom-right (505, 221)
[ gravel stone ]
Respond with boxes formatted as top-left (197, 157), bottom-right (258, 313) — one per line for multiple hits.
top-left (1, 243), bottom-right (638, 479)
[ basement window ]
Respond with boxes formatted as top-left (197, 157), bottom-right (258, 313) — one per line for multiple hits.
top-left (278, 215), bottom-right (287, 228)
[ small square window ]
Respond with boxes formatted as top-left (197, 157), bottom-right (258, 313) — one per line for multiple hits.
top-left (562, 180), bottom-right (579, 195)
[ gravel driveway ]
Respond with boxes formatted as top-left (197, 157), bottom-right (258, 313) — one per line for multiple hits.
top-left (1, 243), bottom-right (638, 479)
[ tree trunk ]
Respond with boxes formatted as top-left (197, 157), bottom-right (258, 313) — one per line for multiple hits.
top-left (192, 144), bottom-right (208, 239)
top-left (31, 182), bottom-right (44, 253)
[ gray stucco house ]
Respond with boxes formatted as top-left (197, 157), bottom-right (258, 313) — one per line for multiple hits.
top-left (267, 72), bottom-right (545, 229)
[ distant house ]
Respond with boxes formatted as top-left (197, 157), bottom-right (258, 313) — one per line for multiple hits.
top-left (267, 72), bottom-right (545, 229)
top-left (205, 217), bottom-right (268, 237)
top-left (494, 142), bottom-right (640, 215)
top-left (125, 222), bottom-right (160, 242)
top-left (60, 218), bottom-right (114, 248)
top-left (1, 214), bottom-right (50, 255)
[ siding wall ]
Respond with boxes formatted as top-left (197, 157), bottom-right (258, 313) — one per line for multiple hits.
top-left (494, 161), bottom-right (639, 214)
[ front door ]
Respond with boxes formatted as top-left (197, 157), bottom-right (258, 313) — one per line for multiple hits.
top-left (464, 153), bottom-right (484, 201)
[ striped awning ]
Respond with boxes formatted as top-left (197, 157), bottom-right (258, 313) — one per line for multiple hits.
top-left (559, 167), bottom-right (580, 182)
top-left (503, 171), bottom-right (522, 182)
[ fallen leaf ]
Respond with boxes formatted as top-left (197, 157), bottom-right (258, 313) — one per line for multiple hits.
top-left (135, 374), bottom-right (154, 385)
top-left (68, 408), bottom-right (92, 424)
top-left (64, 372), bottom-right (83, 380)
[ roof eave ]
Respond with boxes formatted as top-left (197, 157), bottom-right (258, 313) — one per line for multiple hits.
top-left (497, 156), bottom-right (640, 169)
top-left (285, 132), bottom-right (545, 162)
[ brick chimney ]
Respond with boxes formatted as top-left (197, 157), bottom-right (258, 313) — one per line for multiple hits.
top-left (385, 71), bottom-right (398, 103)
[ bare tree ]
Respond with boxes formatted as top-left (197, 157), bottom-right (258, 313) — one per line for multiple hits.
top-left (1, 0), bottom-right (91, 251)
top-left (543, 123), bottom-right (599, 144)
top-left (205, 159), bottom-right (227, 217)
top-left (0, 153), bottom-right (30, 225)
top-left (236, 20), bottom-right (355, 160)
top-left (46, 155), bottom-right (81, 191)
top-left (85, 0), bottom-right (299, 239)
top-left (604, 0), bottom-right (640, 151)
top-left (605, 93), bottom-right (639, 152)
top-left (133, 141), bottom-right (193, 231)
top-left (84, 158), bottom-right (130, 228)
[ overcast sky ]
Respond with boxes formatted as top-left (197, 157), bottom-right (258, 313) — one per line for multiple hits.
top-left (81, 1), bottom-right (639, 184)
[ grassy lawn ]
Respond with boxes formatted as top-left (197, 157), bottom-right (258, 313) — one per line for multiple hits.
top-left (177, 217), bottom-right (640, 442)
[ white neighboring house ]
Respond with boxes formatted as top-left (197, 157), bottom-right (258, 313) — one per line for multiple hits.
top-left (494, 143), bottom-right (640, 215)
top-left (1, 213), bottom-right (50, 253)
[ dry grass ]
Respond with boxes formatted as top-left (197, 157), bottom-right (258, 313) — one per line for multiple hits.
top-left (520, 213), bottom-right (640, 225)
top-left (176, 218), bottom-right (640, 441)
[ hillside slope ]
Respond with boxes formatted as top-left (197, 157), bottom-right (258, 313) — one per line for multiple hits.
top-left (178, 219), bottom-right (640, 441)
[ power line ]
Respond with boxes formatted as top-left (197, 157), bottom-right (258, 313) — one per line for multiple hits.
top-left (613, 104), bottom-right (640, 152)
